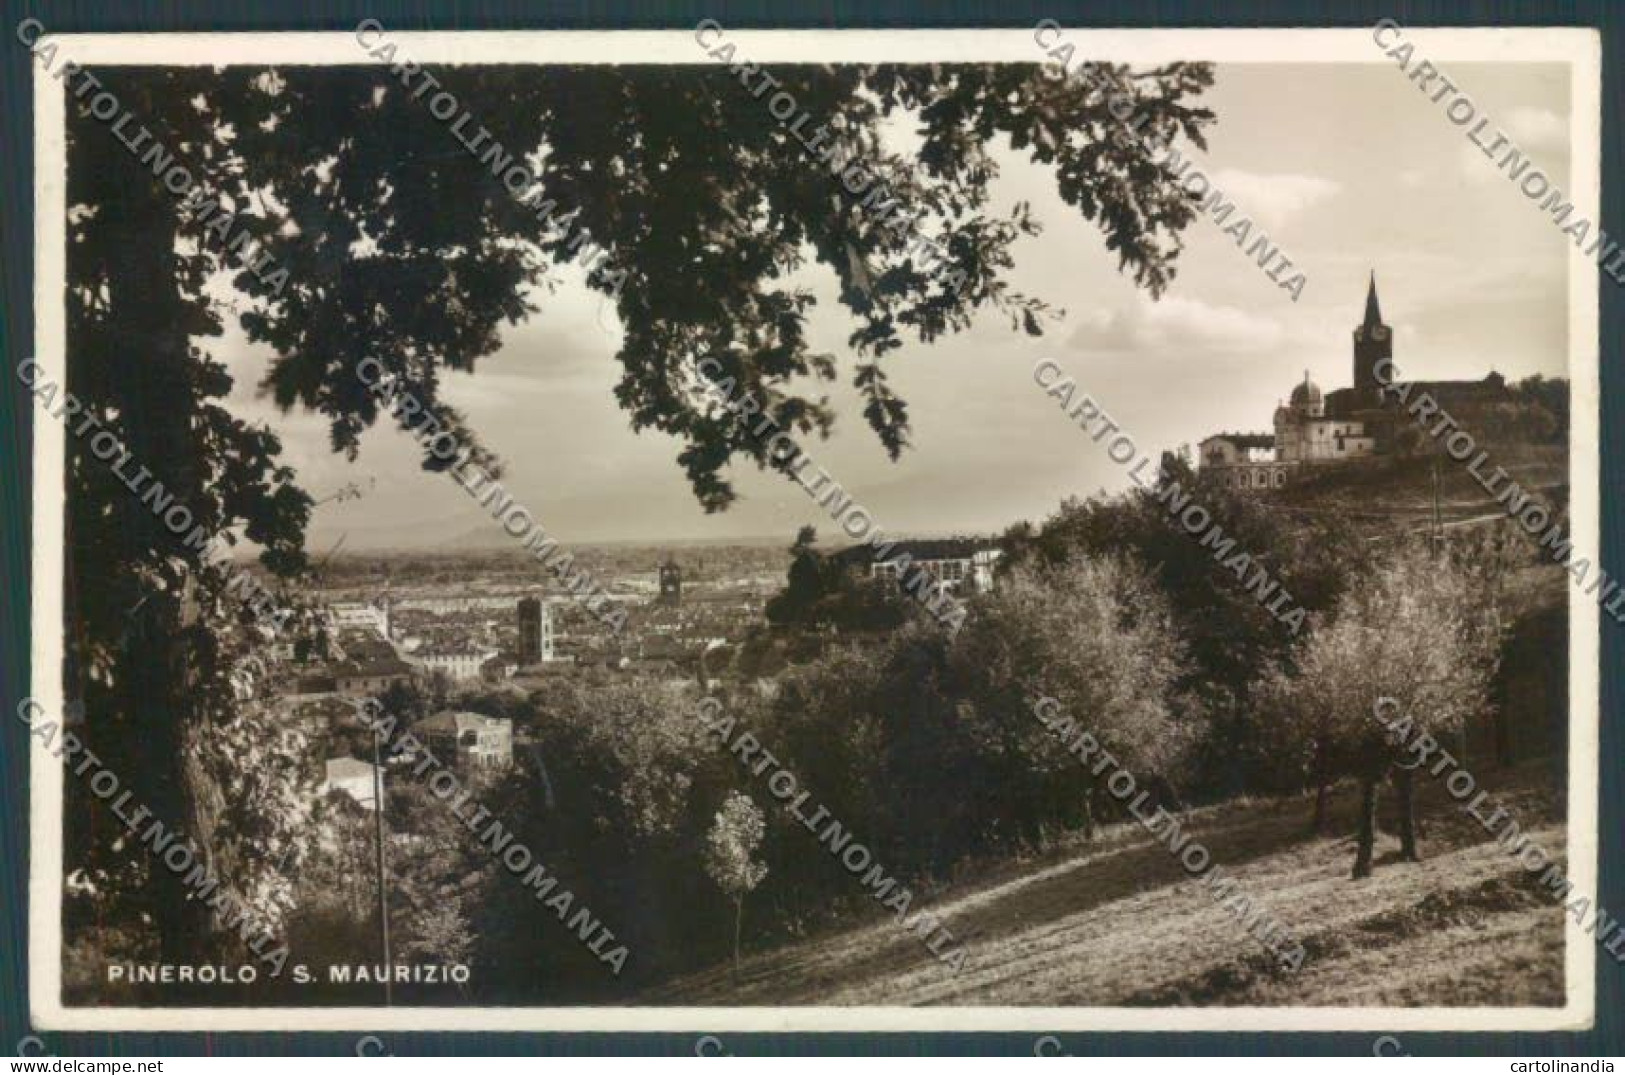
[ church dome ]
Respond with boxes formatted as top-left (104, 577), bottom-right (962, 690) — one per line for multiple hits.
top-left (1289, 371), bottom-right (1322, 407)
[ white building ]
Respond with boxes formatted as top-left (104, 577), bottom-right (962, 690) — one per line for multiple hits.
top-left (323, 756), bottom-right (382, 811)
top-left (328, 600), bottom-right (389, 638)
top-left (1201, 370), bottom-right (1377, 492)
top-left (841, 539), bottom-right (1002, 595)
top-left (410, 647), bottom-right (499, 682)
top-left (415, 711), bottom-right (514, 773)
top-left (1271, 372), bottom-right (1377, 466)
top-left (1199, 278), bottom-right (1406, 493)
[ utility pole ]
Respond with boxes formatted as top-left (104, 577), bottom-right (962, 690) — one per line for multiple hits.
top-left (1430, 453), bottom-right (1468, 763)
top-left (1431, 454), bottom-right (1443, 556)
top-left (372, 724), bottom-right (392, 1006)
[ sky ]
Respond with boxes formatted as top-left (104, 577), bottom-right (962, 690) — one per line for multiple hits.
top-left (212, 60), bottom-right (1574, 550)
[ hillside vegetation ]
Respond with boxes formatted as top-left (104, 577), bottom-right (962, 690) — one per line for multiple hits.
top-left (1271, 445), bottom-right (1567, 532)
top-left (647, 758), bottom-right (1565, 1007)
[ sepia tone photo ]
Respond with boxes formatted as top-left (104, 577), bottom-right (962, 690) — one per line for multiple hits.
top-left (25, 25), bottom-right (1603, 1032)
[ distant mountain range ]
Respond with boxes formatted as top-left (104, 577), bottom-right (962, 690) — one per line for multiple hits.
top-left (299, 516), bottom-right (795, 554)
top-left (435, 527), bottom-right (796, 551)
top-left (301, 513), bottom-right (990, 555)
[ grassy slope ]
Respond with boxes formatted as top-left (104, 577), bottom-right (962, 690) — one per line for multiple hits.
top-left (646, 759), bottom-right (1566, 1007)
top-left (1271, 445), bottom-right (1567, 530)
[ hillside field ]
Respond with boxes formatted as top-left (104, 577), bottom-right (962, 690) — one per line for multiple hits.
top-left (1271, 445), bottom-right (1567, 532)
top-left (647, 758), bottom-right (1567, 1007)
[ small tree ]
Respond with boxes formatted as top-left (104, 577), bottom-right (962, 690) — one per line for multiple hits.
top-left (1257, 542), bottom-right (1503, 878)
top-left (703, 792), bottom-right (769, 972)
top-left (765, 526), bottom-right (829, 626)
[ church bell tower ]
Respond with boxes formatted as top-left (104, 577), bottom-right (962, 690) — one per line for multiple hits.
top-left (659, 557), bottom-right (682, 607)
top-left (1353, 271), bottom-right (1391, 401)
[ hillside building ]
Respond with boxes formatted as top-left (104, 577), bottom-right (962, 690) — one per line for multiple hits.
top-left (415, 711), bottom-right (514, 774)
top-left (410, 646), bottom-right (499, 682)
top-left (322, 757), bottom-right (382, 811)
top-left (1199, 274), bottom-right (1511, 492)
top-left (833, 538), bottom-right (1001, 596)
top-left (333, 655), bottom-right (415, 696)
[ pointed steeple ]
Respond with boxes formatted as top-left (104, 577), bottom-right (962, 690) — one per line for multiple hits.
top-left (1353, 271), bottom-right (1392, 399)
top-left (1363, 271), bottom-right (1383, 327)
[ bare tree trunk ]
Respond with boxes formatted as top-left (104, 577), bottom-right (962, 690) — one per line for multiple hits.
top-left (1494, 707), bottom-right (1514, 768)
top-left (1081, 788), bottom-right (1096, 840)
top-left (91, 106), bottom-right (215, 971)
top-left (732, 897), bottom-right (743, 975)
top-left (1396, 767), bottom-right (1420, 862)
top-left (1352, 775), bottom-right (1379, 879)
top-left (128, 594), bottom-right (220, 972)
top-left (1309, 740), bottom-right (1328, 834)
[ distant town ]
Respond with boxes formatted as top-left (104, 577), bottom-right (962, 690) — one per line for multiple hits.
top-left (238, 536), bottom-right (1004, 808)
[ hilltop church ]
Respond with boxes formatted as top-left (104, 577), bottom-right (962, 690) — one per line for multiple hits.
top-left (1199, 274), bottom-right (1511, 491)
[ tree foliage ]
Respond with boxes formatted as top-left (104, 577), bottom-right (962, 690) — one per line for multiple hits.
top-left (704, 792), bottom-right (769, 969)
top-left (62, 58), bottom-right (1215, 965)
top-left (1002, 456), bottom-right (1373, 797)
top-left (945, 557), bottom-right (1190, 828)
top-left (763, 526), bottom-right (911, 632)
top-left (704, 792), bottom-right (770, 899)
top-left (1256, 542), bottom-right (1504, 780)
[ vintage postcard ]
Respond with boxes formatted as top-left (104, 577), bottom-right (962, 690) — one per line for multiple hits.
top-left (25, 25), bottom-right (1604, 1032)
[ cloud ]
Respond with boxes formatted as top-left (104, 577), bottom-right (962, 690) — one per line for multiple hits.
top-left (1458, 106), bottom-right (1569, 184)
top-left (1504, 106), bottom-right (1568, 152)
top-left (1206, 169), bottom-right (1340, 230)
top-left (1067, 295), bottom-right (1286, 355)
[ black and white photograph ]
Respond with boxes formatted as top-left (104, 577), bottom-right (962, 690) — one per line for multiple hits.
top-left (19, 23), bottom-right (1607, 1035)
